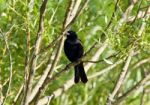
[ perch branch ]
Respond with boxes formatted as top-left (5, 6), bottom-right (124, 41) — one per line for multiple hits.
top-left (37, 41), bottom-right (108, 105)
top-left (27, 0), bottom-right (87, 104)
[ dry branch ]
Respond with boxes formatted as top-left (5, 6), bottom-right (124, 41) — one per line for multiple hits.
top-left (106, 49), bottom-right (134, 105)
top-left (26, 0), bottom-right (88, 104)
top-left (24, 0), bottom-right (49, 104)
top-left (132, 57), bottom-right (150, 69)
top-left (114, 0), bottom-right (137, 31)
top-left (13, 85), bottom-right (24, 105)
top-left (113, 72), bottom-right (150, 105)
top-left (106, 3), bottom-right (150, 105)
top-left (89, 59), bottom-right (124, 79)
top-left (0, 28), bottom-right (13, 105)
top-left (37, 41), bottom-right (108, 105)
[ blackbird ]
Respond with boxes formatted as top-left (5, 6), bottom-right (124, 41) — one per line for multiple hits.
top-left (64, 30), bottom-right (88, 83)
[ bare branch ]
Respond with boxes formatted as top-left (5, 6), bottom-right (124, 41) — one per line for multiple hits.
top-left (89, 59), bottom-right (124, 79)
top-left (12, 84), bottom-right (24, 105)
top-left (106, 49), bottom-right (134, 105)
top-left (127, 10), bottom-right (146, 22)
top-left (105, 0), bottom-right (120, 30)
top-left (24, 0), bottom-right (49, 104)
top-left (83, 52), bottom-right (120, 63)
top-left (37, 41), bottom-right (108, 105)
top-left (36, 0), bottom-right (121, 103)
top-left (107, 4), bottom-right (150, 105)
top-left (132, 57), bottom-right (150, 69)
top-left (113, 72), bottom-right (150, 105)
top-left (114, 0), bottom-right (137, 31)
top-left (131, 0), bottom-right (144, 24)
top-left (37, 0), bottom-right (89, 57)
top-left (44, 41), bottom-right (107, 85)
top-left (22, 20), bottom-right (31, 105)
top-left (140, 89), bottom-right (145, 105)
top-left (89, 51), bottom-right (139, 79)
top-left (140, 5), bottom-right (150, 10)
top-left (0, 28), bottom-right (13, 105)
top-left (137, 7), bottom-right (150, 37)
top-left (27, 0), bottom-right (88, 104)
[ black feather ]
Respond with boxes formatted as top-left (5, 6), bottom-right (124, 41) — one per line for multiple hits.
top-left (64, 30), bottom-right (88, 83)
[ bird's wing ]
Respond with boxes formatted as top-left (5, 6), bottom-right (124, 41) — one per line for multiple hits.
top-left (75, 40), bottom-right (84, 58)
top-left (64, 39), bottom-right (84, 61)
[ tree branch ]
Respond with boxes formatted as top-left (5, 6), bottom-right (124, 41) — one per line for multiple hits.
top-left (24, 0), bottom-right (49, 104)
top-left (132, 57), bottom-right (150, 69)
top-left (113, 72), bottom-right (150, 105)
top-left (0, 28), bottom-right (13, 105)
top-left (106, 4), bottom-right (150, 105)
top-left (37, 41), bottom-right (108, 105)
top-left (106, 49), bottom-right (134, 105)
top-left (27, 0), bottom-right (87, 104)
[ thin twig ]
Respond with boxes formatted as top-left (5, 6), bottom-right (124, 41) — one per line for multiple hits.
top-left (107, 4), bottom-right (150, 105)
top-left (114, 0), bottom-right (137, 31)
top-left (83, 52), bottom-right (120, 63)
top-left (127, 11), bottom-right (146, 22)
top-left (64, 0), bottom-right (81, 28)
top-left (27, 0), bottom-right (84, 104)
top-left (113, 72), bottom-right (150, 105)
top-left (37, 0), bottom-right (121, 103)
top-left (63, 0), bottom-right (76, 28)
top-left (140, 5), bottom-right (150, 10)
top-left (38, 0), bottom-right (90, 56)
top-left (105, 0), bottom-right (120, 30)
top-left (132, 57), bottom-right (150, 69)
top-left (89, 59), bottom-right (124, 79)
top-left (37, 41), bottom-right (108, 105)
top-left (106, 49), bottom-right (134, 105)
top-left (12, 84), bottom-right (24, 105)
top-left (0, 30), bottom-right (13, 105)
top-left (89, 51), bottom-right (138, 79)
top-left (131, 0), bottom-right (144, 24)
top-left (140, 89), bottom-right (145, 105)
top-left (0, 68), bottom-right (2, 104)
top-left (37, 0), bottom-right (74, 55)
top-left (22, 21), bottom-right (31, 105)
top-left (44, 42), bottom-right (107, 85)
top-left (24, 0), bottom-right (48, 104)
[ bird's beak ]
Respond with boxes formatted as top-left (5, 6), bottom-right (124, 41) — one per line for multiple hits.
top-left (66, 32), bottom-right (70, 36)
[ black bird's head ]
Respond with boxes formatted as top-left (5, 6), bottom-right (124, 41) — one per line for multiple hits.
top-left (66, 30), bottom-right (77, 40)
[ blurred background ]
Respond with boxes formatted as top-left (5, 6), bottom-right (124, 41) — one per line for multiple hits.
top-left (0, 0), bottom-right (150, 105)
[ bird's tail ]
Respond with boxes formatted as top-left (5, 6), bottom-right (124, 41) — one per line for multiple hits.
top-left (74, 62), bottom-right (88, 83)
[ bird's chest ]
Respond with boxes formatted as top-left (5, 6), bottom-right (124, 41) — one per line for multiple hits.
top-left (64, 40), bottom-right (79, 61)
top-left (67, 43), bottom-right (78, 51)
top-left (65, 41), bottom-right (78, 54)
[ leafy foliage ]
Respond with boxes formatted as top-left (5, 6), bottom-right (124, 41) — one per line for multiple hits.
top-left (0, 0), bottom-right (150, 105)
